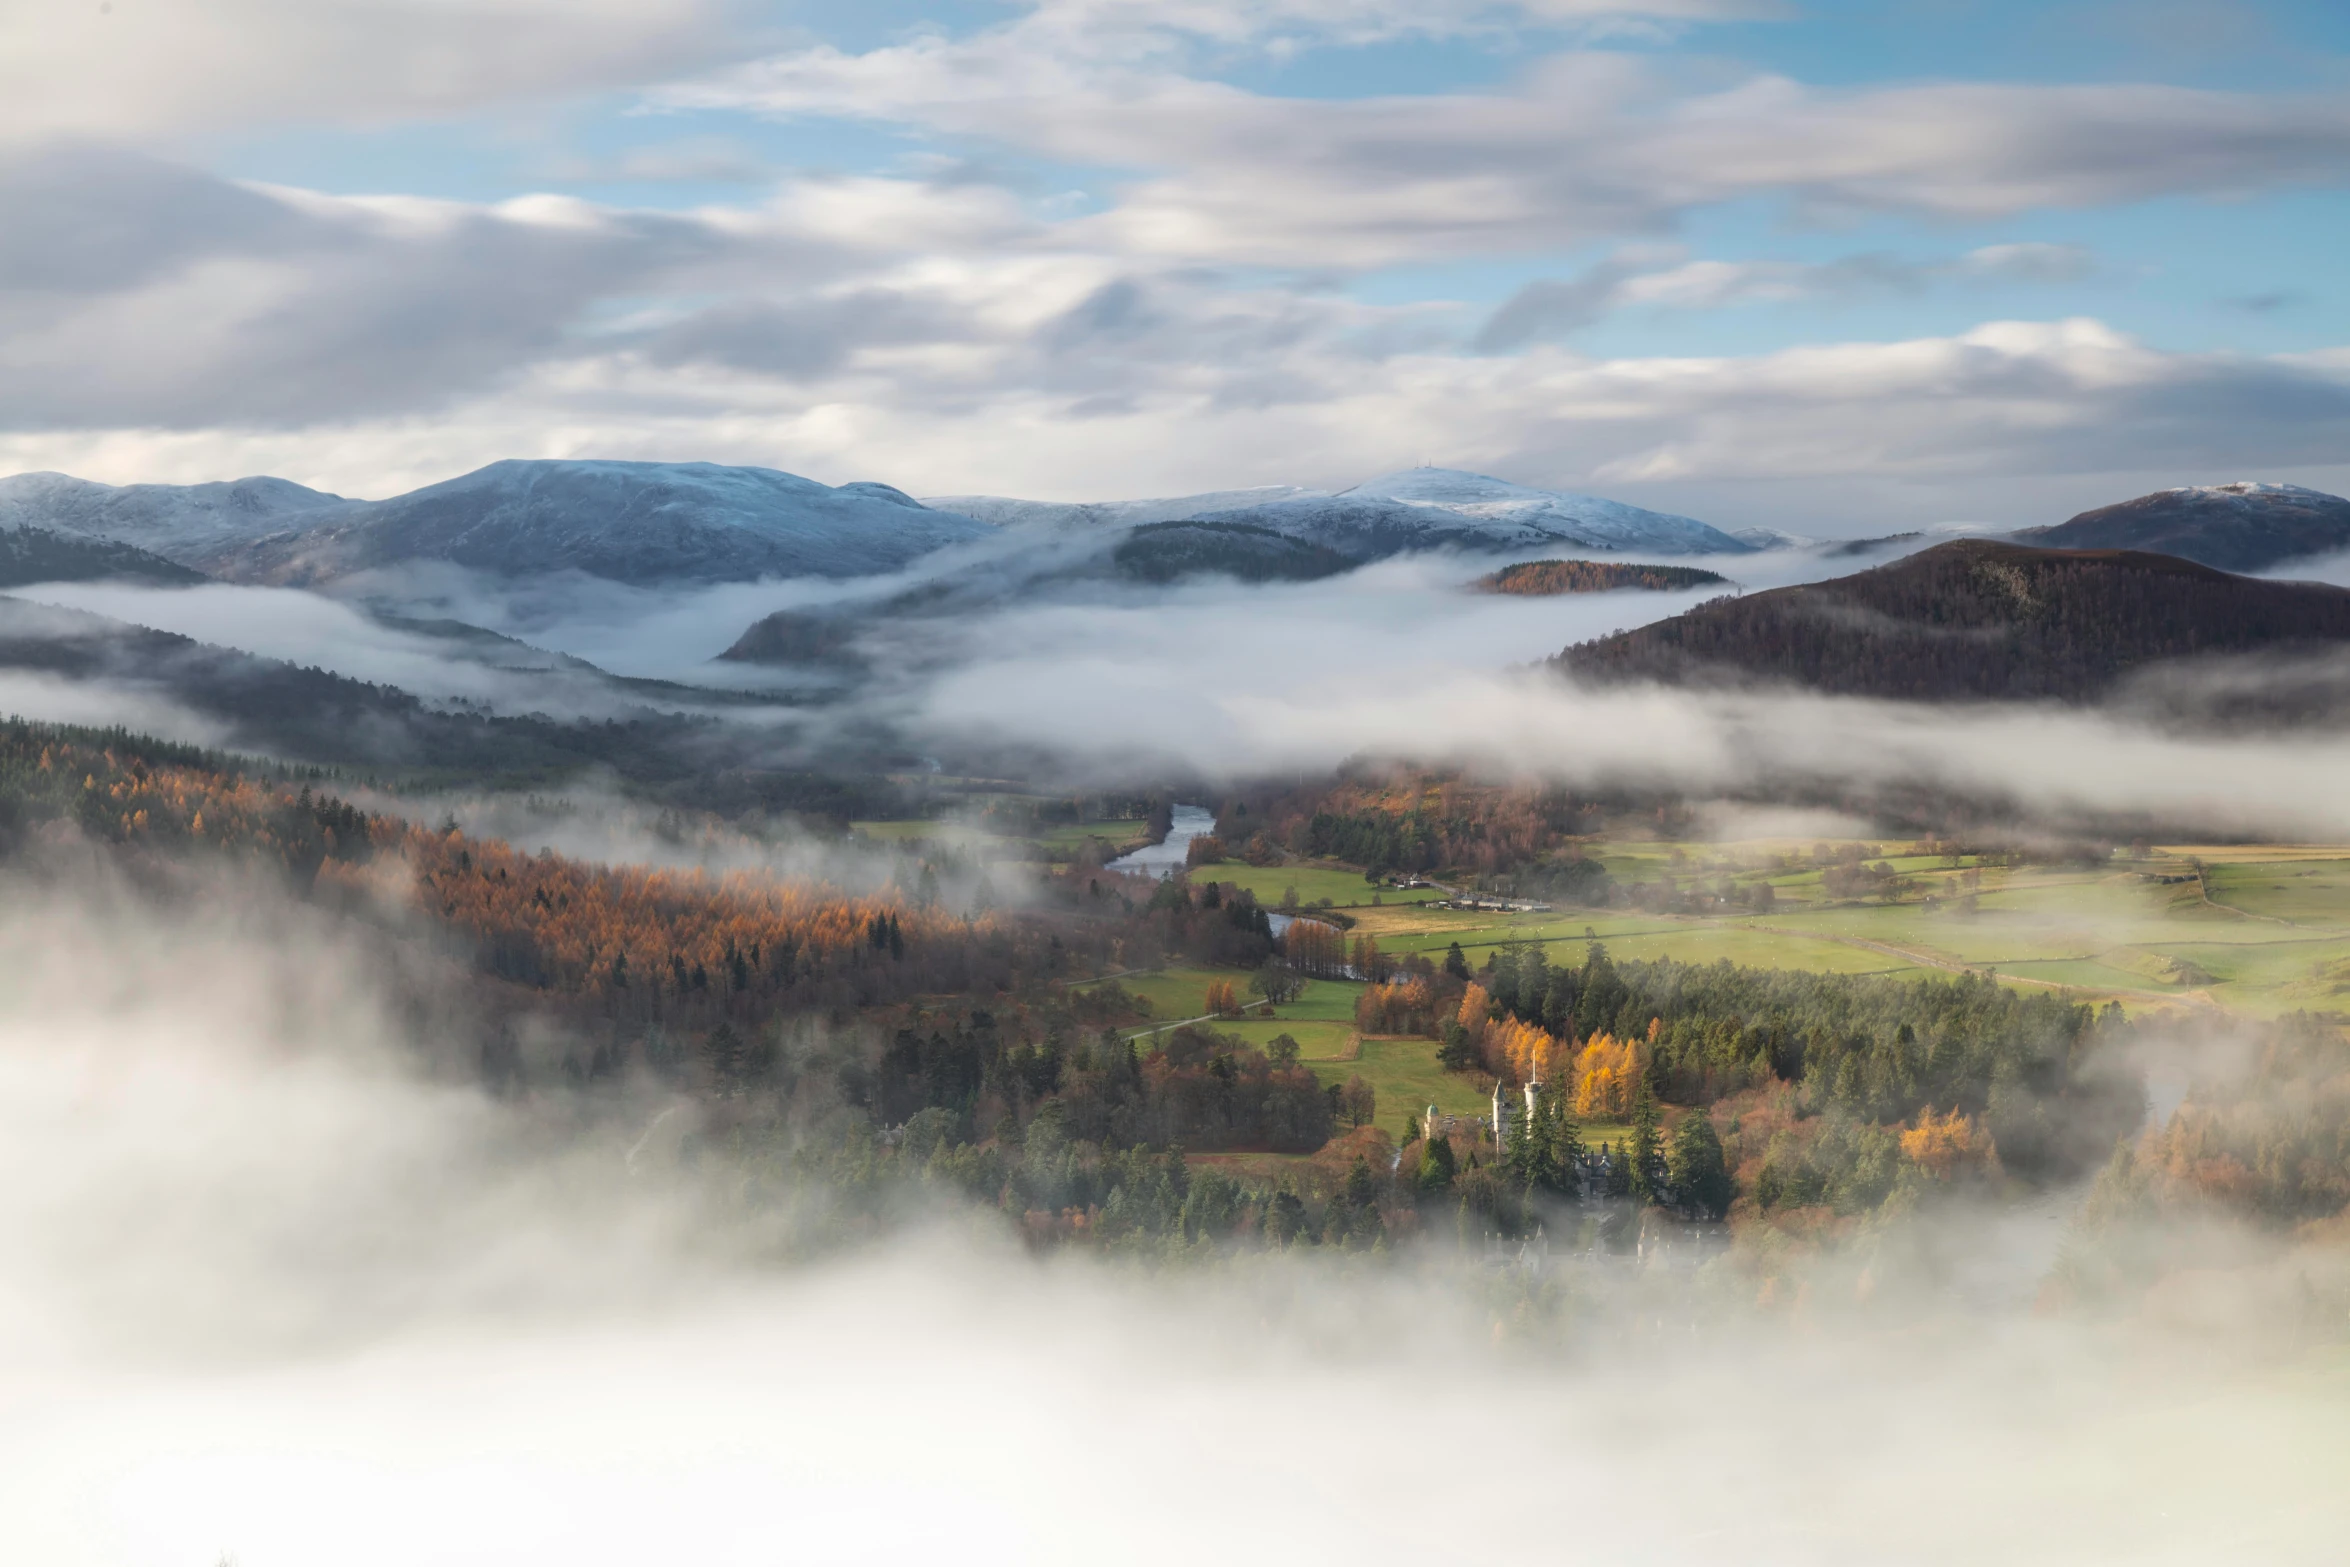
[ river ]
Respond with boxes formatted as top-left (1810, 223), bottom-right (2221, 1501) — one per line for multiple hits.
top-left (1106, 803), bottom-right (1216, 877)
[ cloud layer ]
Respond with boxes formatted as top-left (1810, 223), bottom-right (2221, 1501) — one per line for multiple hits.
top-left (1, 1), bottom-right (2347, 529)
top-left (3, 870), bottom-right (2347, 1565)
top-left (0, 0), bottom-right (734, 143)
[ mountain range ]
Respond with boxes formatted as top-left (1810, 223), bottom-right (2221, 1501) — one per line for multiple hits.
top-left (9, 458), bottom-right (2342, 602)
top-left (934, 468), bottom-right (1754, 559)
top-left (0, 462), bottom-right (997, 587)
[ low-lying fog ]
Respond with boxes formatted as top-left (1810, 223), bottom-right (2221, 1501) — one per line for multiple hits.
top-left (17, 533), bottom-right (2350, 843)
top-left (2, 873), bottom-right (2345, 1566)
top-left (6, 535), bottom-right (1838, 709)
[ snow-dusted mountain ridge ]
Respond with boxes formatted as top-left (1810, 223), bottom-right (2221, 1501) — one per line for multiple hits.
top-left (0, 461), bottom-right (996, 587)
top-left (0, 472), bottom-right (350, 556)
top-left (931, 468), bottom-right (1751, 558)
top-left (923, 487), bottom-right (1315, 530)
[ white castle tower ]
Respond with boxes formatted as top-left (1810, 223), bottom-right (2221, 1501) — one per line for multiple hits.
top-left (1494, 1079), bottom-right (1544, 1148)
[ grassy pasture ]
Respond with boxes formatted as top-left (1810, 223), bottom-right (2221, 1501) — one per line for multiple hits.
top-left (1071, 970), bottom-right (1365, 1038)
top-left (1056, 829), bottom-right (2350, 1171)
top-left (1199, 862), bottom-right (1443, 910)
top-left (1315, 833), bottom-right (2350, 1014)
top-left (1307, 1037), bottom-right (1492, 1136)
top-left (1221, 1017), bottom-right (1358, 1059)
top-left (1035, 819), bottom-right (1147, 855)
top-left (1076, 965), bottom-right (1228, 1022)
top-left (2201, 859), bottom-right (2350, 928)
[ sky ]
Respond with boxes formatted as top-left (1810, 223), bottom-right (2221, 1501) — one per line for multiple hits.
top-left (3, 0), bottom-right (2349, 532)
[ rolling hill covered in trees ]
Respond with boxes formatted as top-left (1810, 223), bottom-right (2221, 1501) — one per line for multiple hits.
top-left (1554, 539), bottom-right (2350, 702)
top-left (0, 526), bottom-right (207, 587)
top-left (1473, 559), bottom-right (1730, 595)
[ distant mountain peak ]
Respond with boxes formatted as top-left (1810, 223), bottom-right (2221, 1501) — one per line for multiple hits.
top-left (2017, 481), bottom-right (2350, 573)
top-left (921, 468), bottom-right (1745, 555)
top-left (1338, 467), bottom-right (1554, 506)
top-left (0, 459), bottom-right (994, 587)
top-left (2175, 481), bottom-right (2331, 498)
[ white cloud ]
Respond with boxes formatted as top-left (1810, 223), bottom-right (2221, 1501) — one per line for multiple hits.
top-left (0, 863), bottom-right (2345, 1566)
top-left (0, 150), bottom-right (2341, 534)
top-left (0, 0), bottom-right (735, 143)
top-left (14, 308), bottom-right (2346, 535)
top-left (1477, 243), bottom-right (2101, 349)
top-left (677, 26), bottom-right (2350, 268)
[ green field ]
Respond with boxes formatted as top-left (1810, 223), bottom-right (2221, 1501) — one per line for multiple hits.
top-left (1323, 839), bottom-right (2350, 1016)
top-left (1075, 965), bottom-right (1230, 1022)
top-left (1035, 819), bottom-right (1147, 856)
top-left (1198, 862), bottom-right (1444, 910)
top-left (1221, 1016), bottom-right (1358, 1059)
top-left (1072, 970), bottom-right (1362, 1036)
top-left (1065, 832), bottom-right (2350, 1168)
top-left (1306, 1036), bottom-right (1491, 1137)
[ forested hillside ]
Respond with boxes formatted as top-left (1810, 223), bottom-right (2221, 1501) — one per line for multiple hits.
top-left (0, 599), bottom-right (914, 813)
top-left (1112, 521), bottom-right (1354, 583)
top-left (1556, 540), bottom-right (2350, 701)
top-left (1474, 559), bottom-right (1728, 595)
top-left (0, 525), bottom-right (206, 586)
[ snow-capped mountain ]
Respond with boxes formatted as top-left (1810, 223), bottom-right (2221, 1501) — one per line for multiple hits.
top-left (2013, 482), bottom-right (2350, 574)
top-left (0, 472), bottom-right (349, 556)
top-left (920, 487), bottom-right (1316, 529)
top-left (0, 461), bottom-right (997, 587)
top-left (1193, 469), bottom-right (1750, 558)
top-left (932, 468), bottom-right (1749, 559)
top-left (210, 461), bottom-right (996, 586)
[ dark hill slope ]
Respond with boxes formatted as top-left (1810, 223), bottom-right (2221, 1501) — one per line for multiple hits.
top-left (1554, 540), bottom-right (2350, 702)
top-left (2012, 483), bottom-right (2350, 573)
top-left (1475, 559), bottom-right (1728, 595)
top-left (0, 596), bottom-right (797, 790)
top-left (1112, 521), bottom-right (1353, 583)
top-left (0, 525), bottom-right (207, 587)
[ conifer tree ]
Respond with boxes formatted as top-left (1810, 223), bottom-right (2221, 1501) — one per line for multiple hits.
top-left (1528, 1080), bottom-right (1579, 1194)
top-left (1628, 1078), bottom-right (1661, 1201)
top-left (1668, 1110), bottom-right (1734, 1218)
top-left (1501, 1092), bottom-right (1533, 1188)
top-left (1417, 1134), bottom-right (1457, 1193)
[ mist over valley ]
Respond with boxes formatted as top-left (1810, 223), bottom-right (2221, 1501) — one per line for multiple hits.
top-left (11, 5), bottom-right (2350, 1559)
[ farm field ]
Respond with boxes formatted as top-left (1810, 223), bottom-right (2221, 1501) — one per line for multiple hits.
top-left (1068, 831), bottom-right (2350, 1174)
top-left (1305, 1036), bottom-right (1491, 1135)
top-left (1035, 819), bottom-right (1147, 856)
top-left (1074, 965), bottom-right (1231, 1024)
top-left (1201, 862), bottom-right (1443, 910)
top-left (1221, 1016), bottom-right (1357, 1059)
top-left (1328, 837), bottom-right (2350, 1016)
